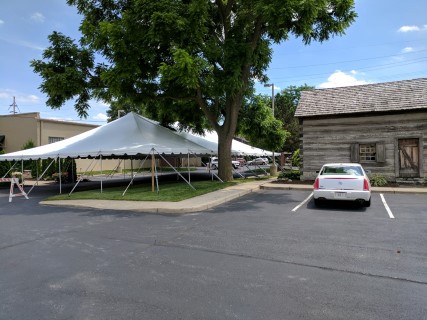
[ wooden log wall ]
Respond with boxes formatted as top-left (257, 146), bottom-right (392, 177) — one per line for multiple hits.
top-left (300, 111), bottom-right (427, 181)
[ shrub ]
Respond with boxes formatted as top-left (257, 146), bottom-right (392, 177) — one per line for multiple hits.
top-left (278, 169), bottom-right (301, 180)
top-left (370, 174), bottom-right (388, 187)
top-left (291, 149), bottom-right (301, 167)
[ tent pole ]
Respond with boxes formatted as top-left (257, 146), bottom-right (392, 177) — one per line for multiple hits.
top-left (156, 151), bottom-right (196, 190)
top-left (27, 158), bottom-right (56, 195)
top-left (151, 150), bottom-right (155, 192)
top-left (188, 152), bottom-right (190, 184)
top-left (69, 157), bottom-right (97, 196)
top-left (122, 153), bottom-right (150, 196)
top-left (100, 155), bottom-right (103, 193)
top-left (2, 161), bottom-right (18, 179)
top-left (58, 158), bottom-right (62, 194)
top-left (131, 157), bottom-right (133, 185)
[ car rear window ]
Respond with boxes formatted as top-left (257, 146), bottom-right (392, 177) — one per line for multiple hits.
top-left (321, 166), bottom-right (363, 176)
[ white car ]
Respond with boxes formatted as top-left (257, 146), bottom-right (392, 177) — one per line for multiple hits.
top-left (210, 157), bottom-right (240, 170)
top-left (313, 163), bottom-right (371, 207)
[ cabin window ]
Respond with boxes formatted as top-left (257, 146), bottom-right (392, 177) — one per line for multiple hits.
top-left (350, 142), bottom-right (385, 163)
top-left (48, 136), bottom-right (64, 144)
top-left (359, 144), bottom-right (376, 162)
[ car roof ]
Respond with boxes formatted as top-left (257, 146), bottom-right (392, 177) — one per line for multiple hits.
top-left (322, 163), bottom-right (362, 167)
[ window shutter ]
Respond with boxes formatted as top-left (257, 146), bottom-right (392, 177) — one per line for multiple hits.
top-left (376, 143), bottom-right (385, 163)
top-left (350, 143), bottom-right (359, 162)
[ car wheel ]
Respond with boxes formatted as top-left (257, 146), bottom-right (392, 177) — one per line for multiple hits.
top-left (314, 198), bottom-right (321, 206)
top-left (364, 198), bottom-right (371, 207)
top-left (211, 164), bottom-right (217, 170)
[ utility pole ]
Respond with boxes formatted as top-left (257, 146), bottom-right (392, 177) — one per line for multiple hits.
top-left (9, 96), bottom-right (20, 114)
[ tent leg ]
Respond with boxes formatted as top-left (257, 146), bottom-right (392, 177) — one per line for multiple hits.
top-left (188, 152), bottom-right (190, 184)
top-left (156, 151), bottom-right (196, 190)
top-left (58, 158), bottom-right (62, 194)
top-left (69, 157), bottom-right (97, 196)
top-left (100, 155), bottom-right (103, 193)
top-left (122, 153), bottom-right (150, 196)
top-left (151, 151), bottom-right (155, 192)
top-left (27, 158), bottom-right (56, 195)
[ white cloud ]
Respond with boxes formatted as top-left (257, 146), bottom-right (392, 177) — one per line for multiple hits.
top-left (31, 12), bottom-right (45, 23)
top-left (0, 19), bottom-right (4, 25)
top-left (398, 25), bottom-right (420, 32)
top-left (93, 113), bottom-right (108, 121)
top-left (402, 47), bottom-right (414, 53)
top-left (317, 70), bottom-right (370, 89)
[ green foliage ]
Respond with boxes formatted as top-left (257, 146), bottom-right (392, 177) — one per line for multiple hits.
top-left (291, 149), bottom-right (301, 167)
top-left (238, 95), bottom-right (289, 151)
top-left (278, 169), bottom-right (301, 180)
top-left (32, 0), bottom-right (357, 180)
top-left (274, 85), bottom-right (313, 152)
top-left (22, 139), bottom-right (36, 150)
top-left (370, 175), bottom-right (388, 187)
top-left (0, 151), bottom-right (12, 178)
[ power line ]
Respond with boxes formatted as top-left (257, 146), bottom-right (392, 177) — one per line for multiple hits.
top-left (270, 49), bottom-right (427, 70)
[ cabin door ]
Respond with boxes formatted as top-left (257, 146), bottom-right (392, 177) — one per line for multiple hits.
top-left (398, 139), bottom-right (419, 178)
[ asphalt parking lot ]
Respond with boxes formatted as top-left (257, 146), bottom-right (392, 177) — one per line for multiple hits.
top-left (0, 187), bottom-right (426, 320)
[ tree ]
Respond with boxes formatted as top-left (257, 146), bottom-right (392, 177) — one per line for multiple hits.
top-left (274, 84), bottom-right (314, 152)
top-left (238, 95), bottom-right (289, 152)
top-left (31, 0), bottom-right (357, 181)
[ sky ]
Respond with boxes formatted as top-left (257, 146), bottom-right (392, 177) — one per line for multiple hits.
top-left (1, 0), bottom-right (426, 125)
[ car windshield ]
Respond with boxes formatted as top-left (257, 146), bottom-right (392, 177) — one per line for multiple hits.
top-left (321, 166), bottom-right (363, 176)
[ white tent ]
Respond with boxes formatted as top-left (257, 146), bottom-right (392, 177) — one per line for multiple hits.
top-left (0, 113), bottom-right (213, 161)
top-left (175, 129), bottom-right (274, 157)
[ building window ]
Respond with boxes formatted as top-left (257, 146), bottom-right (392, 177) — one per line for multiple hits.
top-left (48, 137), bottom-right (64, 144)
top-left (350, 142), bottom-right (385, 163)
top-left (359, 144), bottom-right (376, 162)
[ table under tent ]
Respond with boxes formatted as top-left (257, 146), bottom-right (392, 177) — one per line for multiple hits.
top-left (0, 112), bottom-right (274, 199)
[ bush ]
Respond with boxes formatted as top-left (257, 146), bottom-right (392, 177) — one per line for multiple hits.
top-left (291, 149), bottom-right (301, 167)
top-left (370, 174), bottom-right (388, 187)
top-left (278, 169), bottom-right (301, 180)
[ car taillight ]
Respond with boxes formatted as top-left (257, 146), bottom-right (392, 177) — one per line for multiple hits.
top-left (363, 178), bottom-right (370, 191)
top-left (314, 178), bottom-right (319, 190)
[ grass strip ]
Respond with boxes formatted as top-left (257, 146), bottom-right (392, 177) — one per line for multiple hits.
top-left (45, 180), bottom-right (239, 202)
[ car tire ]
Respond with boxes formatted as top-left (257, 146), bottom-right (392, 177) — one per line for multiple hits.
top-left (314, 198), bottom-right (321, 207)
top-left (364, 198), bottom-right (371, 207)
top-left (211, 164), bottom-right (217, 170)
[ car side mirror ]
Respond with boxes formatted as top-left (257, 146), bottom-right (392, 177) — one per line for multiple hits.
top-left (365, 170), bottom-right (371, 174)
top-left (315, 170), bottom-right (320, 173)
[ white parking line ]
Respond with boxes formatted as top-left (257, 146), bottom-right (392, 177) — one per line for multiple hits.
top-left (380, 194), bottom-right (395, 219)
top-left (292, 192), bottom-right (313, 212)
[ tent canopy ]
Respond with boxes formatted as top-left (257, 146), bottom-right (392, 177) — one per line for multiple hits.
top-left (0, 112), bottom-right (273, 161)
top-left (0, 113), bottom-right (212, 161)
top-left (176, 130), bottom-right (273, 157)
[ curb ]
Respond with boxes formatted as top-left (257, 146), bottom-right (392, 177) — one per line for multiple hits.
top-left (261, 183), bottom-right (427, 194)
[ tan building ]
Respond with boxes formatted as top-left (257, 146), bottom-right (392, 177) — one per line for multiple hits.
top-left (0, 112), bottom-right (98, 153)
top-left (0, 112), bottom-right (121, 173)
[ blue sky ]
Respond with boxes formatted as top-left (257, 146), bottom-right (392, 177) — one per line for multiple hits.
top-left (1, 0), bottom-right (426, 124)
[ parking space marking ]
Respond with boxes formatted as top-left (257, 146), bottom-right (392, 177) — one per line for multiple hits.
top-left (380, 194), bottom-right (395, 219)
top-left (292, 192), bottom-right (313, 212)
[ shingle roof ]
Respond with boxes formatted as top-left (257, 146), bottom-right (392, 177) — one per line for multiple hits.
top-left (295, 78), bottom-right (427, 118)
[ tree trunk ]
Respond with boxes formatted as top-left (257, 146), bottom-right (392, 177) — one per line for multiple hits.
top-left (217, 129), bottom-right (234, 181)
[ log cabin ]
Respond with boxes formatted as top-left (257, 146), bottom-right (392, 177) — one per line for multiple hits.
top-left (295, 78), bottom-right (427, 183)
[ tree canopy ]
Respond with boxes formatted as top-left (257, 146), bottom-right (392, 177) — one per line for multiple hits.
top-left (31, 0), bottom-right (357, 181)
